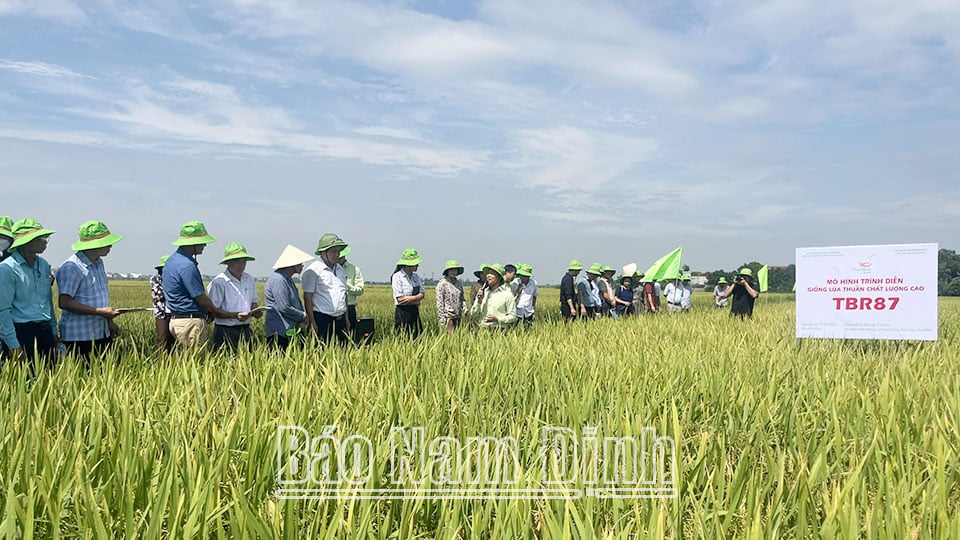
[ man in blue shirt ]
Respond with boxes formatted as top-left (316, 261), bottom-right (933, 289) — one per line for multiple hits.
top-left (162, 221), bottom-right (250, 349)
top-left (0, 219), bottom-right (58, 365)
top-left (57, 221), bottom-right (125, 361)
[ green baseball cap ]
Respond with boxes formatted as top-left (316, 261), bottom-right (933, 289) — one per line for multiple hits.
top-left (738, 267), bottom-right (753, 277)
top-left (516, 263), bottom-right (533, 277)
top-left (586, 262), bottom-right (604, 276)
top-left (0, 216), bottom-right (13, 239)
top-left (567, 259), bottom-right (583, 271)
top-left (443, 259), bottom-right (464, 276)
top-left (474, 263), bottom-right (488, 279)
top-left (173, 221), bottom-right (216, 246)
top-left (220, 242), bottom-right (256, 264)
top-left (397, 248), bottom-right (423, 266)
top-left (340, 246), bottom-right (352, 257)
top-left (155, 255), bottom-right (169, 269)
top-left (71, 221), bottom-right (123, 251)
top-left (315, 233), bottom-right (347, 255)
top-left (10, 218), bottom-right (55, 250)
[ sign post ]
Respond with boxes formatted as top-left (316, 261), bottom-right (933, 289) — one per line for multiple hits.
top-left (796, 243), bottom-right (938, 340)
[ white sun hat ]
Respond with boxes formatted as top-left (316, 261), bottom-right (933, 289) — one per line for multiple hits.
top-left (272, 245), bottom-right (315, 270)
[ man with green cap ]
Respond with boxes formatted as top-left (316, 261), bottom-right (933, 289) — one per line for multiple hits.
top-left (302, 233), bottom-right (351, 345)
top-left (577, 263), bottom-right (603, 319)
top-left (0, 218), bottom-right (58, 364)
top-left (722, 267), bottom-right (760, 319)
top-left (207, 243), bottom-right (263, 351)
top-left (515, 263), bottom-right (539, 324)
top-left (163, 221), bottom-right (249, 349)
top-left (436, 259), bottom-right (468, 333)
top-left (560, 259), bottom-right (582, 321)
top-left (0, 216), bottom-right (13, 262)
top-left (56, 221), bottom-right (125, 359)
top-left (337, 247), bottom-right (364, 329)
top-left (598, 265), bottom-right (617, 317)
top-left (713, 276), bottom-right (730, 308)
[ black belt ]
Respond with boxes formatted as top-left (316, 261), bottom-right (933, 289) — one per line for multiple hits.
top-left (668, 301), bottom-right (681, 306)
top-left (171, 313), bottom-right (206, 319)
top-left (14, 320), bottom-right (51, 327)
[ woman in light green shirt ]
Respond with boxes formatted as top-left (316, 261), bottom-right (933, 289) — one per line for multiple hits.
top-left (469, 263), bottom-right (518, 329)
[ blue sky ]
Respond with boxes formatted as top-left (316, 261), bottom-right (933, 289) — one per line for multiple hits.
top-left (1, 0), bottom-right (958, 280)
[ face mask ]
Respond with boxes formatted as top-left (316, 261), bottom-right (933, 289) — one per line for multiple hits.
top-left (0, 238), bottom-right (10, 252)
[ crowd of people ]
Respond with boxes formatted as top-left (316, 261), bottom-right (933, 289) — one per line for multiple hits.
top-left (0, 216), bottom-right (760, 366)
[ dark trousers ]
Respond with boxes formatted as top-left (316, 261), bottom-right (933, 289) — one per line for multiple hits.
top-left (267, 334), bottom-right (290, 349)
top-left (63, 337), bottom-right (113, 361)
top-left (561, 302), bottom-right (578, 321)
top-left (394, 305), bottom-right (422, 338)
top-left (213, 324), bottom-right (253, 351)
top-left (347, 305), bottom-right (358, 328)
top-left (520, 315), bottom-right (535, 325)
top-left (2, 321), bottom-right (57, 367)
top-left (314, 311), bottom-right (348, 346)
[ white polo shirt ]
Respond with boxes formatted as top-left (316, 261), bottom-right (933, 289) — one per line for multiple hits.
top-left (516, 278), bottom-right (539, 318)
top-left (302, 260), bottom-right (348, 317)
top-left (207, 271), bottom-right (259, 326)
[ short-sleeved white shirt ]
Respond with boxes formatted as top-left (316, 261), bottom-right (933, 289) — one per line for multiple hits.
top-left (301, 260), bottom-right (348, 316)
top-left (207, 271), bottom-right (259, 326)
top-left (392, 270), bottom-right (423, 306)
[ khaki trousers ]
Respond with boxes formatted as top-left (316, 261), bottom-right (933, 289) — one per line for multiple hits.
top-left (169, 318), bottom-right (208, 348)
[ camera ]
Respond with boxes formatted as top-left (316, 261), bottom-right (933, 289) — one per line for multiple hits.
top-left (735, 276), bottom-right (744, 283)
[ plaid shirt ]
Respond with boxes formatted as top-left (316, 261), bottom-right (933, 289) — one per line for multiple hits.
top-left (56, 252), bottom-right (110, 341)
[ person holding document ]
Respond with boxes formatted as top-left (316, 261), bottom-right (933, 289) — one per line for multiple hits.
top-left (207, 243), bottom-right (261, 352)
top-left (56, 220), bottom-right (125, 361)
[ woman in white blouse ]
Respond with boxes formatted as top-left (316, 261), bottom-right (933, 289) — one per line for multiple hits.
top-left (391, 248), bottom-right (425, 338)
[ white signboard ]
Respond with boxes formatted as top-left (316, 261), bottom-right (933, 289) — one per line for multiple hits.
top-left (796, 243), bottom-right (938, 340)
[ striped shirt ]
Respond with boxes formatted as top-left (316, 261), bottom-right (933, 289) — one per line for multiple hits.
top-left (56, 252), bottom-right (111, 341)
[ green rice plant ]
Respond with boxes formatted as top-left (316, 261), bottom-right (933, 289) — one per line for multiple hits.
top-left (0, 281), bottom-right (957, 538)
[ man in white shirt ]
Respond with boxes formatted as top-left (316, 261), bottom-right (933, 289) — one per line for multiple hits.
top-left (662, 277), bottom-right (684, 312)
top-left (680, 274), bottom-right (693, 311)
top-left (514, 263), bottom-right (539, 324)
top-left (207, 243), bottom-right (261, 351)
top-left (302, 233), bottom-right (350, 345)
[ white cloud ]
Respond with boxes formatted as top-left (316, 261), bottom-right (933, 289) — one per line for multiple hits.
top-left (0, 0), bottom-right (85, 23)
top-left (0, 59), bottom-right (91, 79)
top-left (511, 126), bottom-right (658, 195)
top-left (354, 126), bottom-right (423, 141)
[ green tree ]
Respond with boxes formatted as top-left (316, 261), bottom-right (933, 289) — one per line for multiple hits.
top-left (940, 249), bottom-right (960, 296)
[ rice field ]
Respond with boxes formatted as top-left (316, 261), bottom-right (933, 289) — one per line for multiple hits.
top-left (1, 281), bottom-right (958, 538)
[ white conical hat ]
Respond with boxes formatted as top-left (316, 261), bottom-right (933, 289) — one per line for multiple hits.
top-left (622, 262), bottom-right (637, 277)
top-left (272, 245), bottom-right (315, 270)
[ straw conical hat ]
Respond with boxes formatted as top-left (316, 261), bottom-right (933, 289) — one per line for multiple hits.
top-left (272, 245), bottom-right (315, 270)
top-left (622, 263), bottom-right (637, 277)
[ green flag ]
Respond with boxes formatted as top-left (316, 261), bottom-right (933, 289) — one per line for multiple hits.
top-left (758, 265), bottom-right (769, 293)
top-left (643, 247), bottom-right (683, 281)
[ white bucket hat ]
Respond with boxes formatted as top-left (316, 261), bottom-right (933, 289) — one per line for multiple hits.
top-left (272, 245), bottom-right (315, 270)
